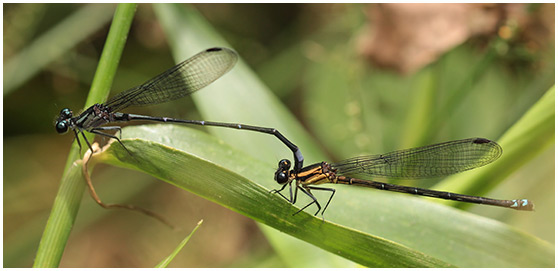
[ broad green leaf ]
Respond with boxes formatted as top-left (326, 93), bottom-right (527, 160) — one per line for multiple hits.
top-left (152, 3), bottom-right (346, 267)
top-left (150, 3), bottom-right (553, 267)
top-left (95, 125), bottom-right (449, 267)
top-left (93, 124), bottom-right (552, 267)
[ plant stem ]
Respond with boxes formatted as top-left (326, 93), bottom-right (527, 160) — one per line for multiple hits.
top-left (33, 4), bottom-right (136, 267)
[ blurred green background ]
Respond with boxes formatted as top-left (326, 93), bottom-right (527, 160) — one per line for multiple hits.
top-left (3, 3), bottom-right (554, 267)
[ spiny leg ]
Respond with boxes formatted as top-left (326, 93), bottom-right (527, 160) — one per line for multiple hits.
top-left (73, 129), bottom-right (83, 153)
top-left (292, 182), bottom-right (298, 204)
top-left (92, 126), bottom-right (123, 138)
top-left (80, 131), bottom-right (94, 154)
top-left (293, 185), bottom-right (321, 216)
top-left (270, 183), bottom-right (291, 202)
top-left (89, 128), bottom-right (133, 156)
top-left (305, 185), bottom-right (336, 217)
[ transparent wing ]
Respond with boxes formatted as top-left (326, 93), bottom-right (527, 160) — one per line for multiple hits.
top-left (105, 47), bottom-right (238, 111)
top-left (332, 138), bottom-right (502, 179)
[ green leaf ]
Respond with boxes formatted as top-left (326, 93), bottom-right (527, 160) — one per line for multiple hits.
top-left (97, 125), bottom-right (449, 267)
top-left (152, 3), bottom-right (345, 267)
top-left (148, 3), bottom-right (553, 267)
top-left (94, 124), bottom-right (552, 267)
top-left (434, 86), bottom-right (555, 206)
top-left (4, 4), bottom-right (115, 95)
top-left (155, 220), bottom-right (204, 268)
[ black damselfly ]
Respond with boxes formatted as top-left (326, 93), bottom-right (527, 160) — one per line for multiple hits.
top-left (55, 47), bottom-right (304, 171)
top-left (272, 138), bottom-right (534, 216)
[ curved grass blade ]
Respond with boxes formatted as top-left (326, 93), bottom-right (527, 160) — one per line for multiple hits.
top-left (95, 124), bottom-right (552, 267)
top-left (150, 3), bottom-right (552, 267)
top-left (96, 125), bottom-right (450, 268)
top-left (155, 220), bottom-right (204, 268)
top-left (433, 86), bottom-right (555, 208)
top-left (152, 3), bottom-right (339, 267)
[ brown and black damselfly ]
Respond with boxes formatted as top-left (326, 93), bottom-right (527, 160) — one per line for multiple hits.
top-left (272, 138), bottom-right (534, 217)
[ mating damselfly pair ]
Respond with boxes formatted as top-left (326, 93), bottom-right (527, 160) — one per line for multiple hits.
top-left (56, 47), bottom-right (534, 217)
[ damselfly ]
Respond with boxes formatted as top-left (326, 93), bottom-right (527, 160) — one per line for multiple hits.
top-left (55, 47), bottom-right (304, 170)
top-left (272, 138), bottom-right (533, 216)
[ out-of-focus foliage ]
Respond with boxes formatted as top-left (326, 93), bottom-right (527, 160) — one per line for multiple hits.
top-left (4, 3), bottom-right (554, 267)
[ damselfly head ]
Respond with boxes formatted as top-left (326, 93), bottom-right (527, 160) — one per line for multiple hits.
top-left (274, 159), bottom-right (292, 184)
top-left (55, 120), bottom-right (69, 134)
top-left (55, 108), bottom-right (73, 134)
top-left (59, 108), bottom-right (73, 119)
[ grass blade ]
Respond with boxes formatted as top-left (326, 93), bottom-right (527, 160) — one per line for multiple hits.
top-left (94, 124), bottom-right (553, 267)
top-left (4, 4), bottom-right (115, 95)
top-left (155, 220), bottom-right (204, 268)
top-left (434, 86), bottom-right (555, 207)
top-left (34, 4), bottom-right (137, 267)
